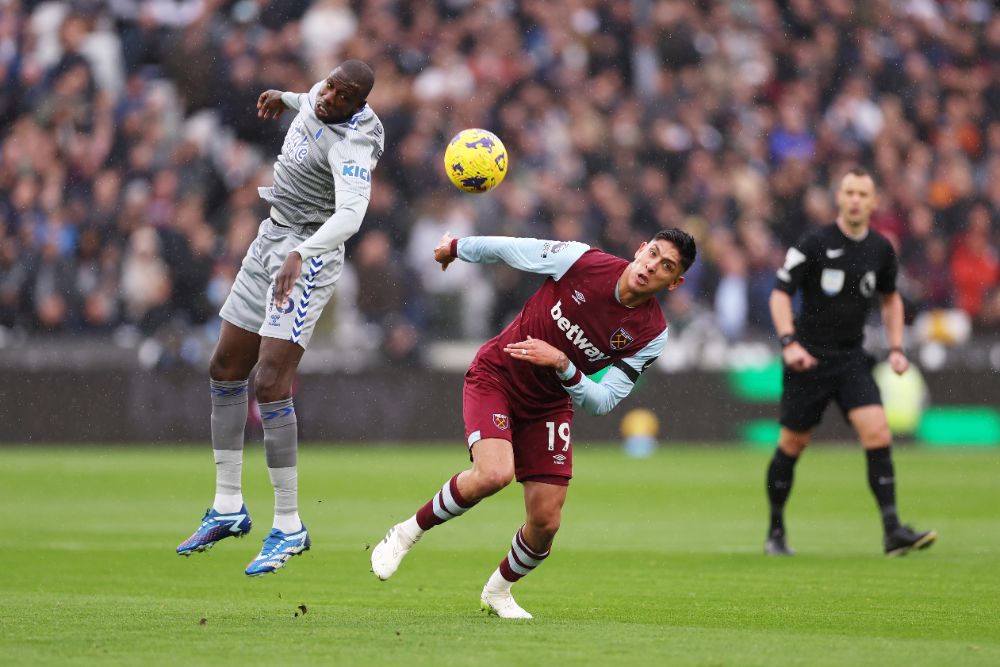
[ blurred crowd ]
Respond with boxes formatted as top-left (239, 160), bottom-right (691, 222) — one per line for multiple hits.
top-left (1, 0), bottom-right (999, 366)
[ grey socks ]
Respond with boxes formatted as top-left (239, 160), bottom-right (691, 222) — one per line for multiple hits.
top-left (210, 380), bottom-right (249, 512)
top-left (260, 398), bottom-right (301, 533)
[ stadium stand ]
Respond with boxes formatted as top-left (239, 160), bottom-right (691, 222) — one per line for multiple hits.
top-left (1, 0), bottom-right (998, 368)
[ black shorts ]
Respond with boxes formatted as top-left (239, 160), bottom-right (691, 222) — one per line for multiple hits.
top-left (779, 350), bottom-right (882, 431)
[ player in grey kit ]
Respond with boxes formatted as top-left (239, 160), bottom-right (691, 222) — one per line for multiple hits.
top-left (176, 60), bottom-right (384, 576)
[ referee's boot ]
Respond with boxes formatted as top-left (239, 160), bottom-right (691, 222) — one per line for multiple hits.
top-left (764, 528), bottom-right (795, 556)
top-left (884, 524), bottom-right (937, 557)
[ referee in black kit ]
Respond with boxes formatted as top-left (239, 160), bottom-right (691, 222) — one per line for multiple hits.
top-left (764, 167), bottom-right (936, 557)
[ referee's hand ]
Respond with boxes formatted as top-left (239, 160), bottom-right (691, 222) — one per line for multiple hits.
top-left (888, 349), bottom-right (909, 375)
top-left (783, 342), bottom-right (818, 372)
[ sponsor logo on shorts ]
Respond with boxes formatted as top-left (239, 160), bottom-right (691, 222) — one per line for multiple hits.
top-left (609, 327), bottom-right (634, 351)
top-left (492, 413), bottom-right (510, 430)
top-left (550, 300), bottom-right (610, 362)
top-left (553, 454), bottom-right (566, 465)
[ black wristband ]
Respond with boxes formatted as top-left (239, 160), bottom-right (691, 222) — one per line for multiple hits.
top-left (779, 334), bottom-right (796, 348)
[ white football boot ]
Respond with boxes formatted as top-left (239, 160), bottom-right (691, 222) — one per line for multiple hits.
top-left (480, 586), bottom-right (533, 619)
top-left (371, 523), bottom-right (420, 580)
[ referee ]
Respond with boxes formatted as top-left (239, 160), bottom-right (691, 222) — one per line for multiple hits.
top-left (765, 167), bottom-right (937, 557)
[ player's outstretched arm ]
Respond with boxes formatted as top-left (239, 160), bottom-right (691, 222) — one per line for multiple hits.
top-left (435, 234), bottom-right (590, 280)
top-left (257, 89), bottom-right (288, 119)
top-left (434, 232), bottom-right (458, 271)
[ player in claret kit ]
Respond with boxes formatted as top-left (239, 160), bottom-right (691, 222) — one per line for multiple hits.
top-left (371, 228), bottom-right (697, 618)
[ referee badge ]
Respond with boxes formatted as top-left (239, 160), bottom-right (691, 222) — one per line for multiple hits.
top-left (820, 268), bottom-right (845, 296)
top-left (860, 271), bottom-right (876, 297)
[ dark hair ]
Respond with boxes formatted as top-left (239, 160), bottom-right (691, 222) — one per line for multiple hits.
top-left (653, 228), bottom-right (697, 273)
top-left (845, 166), bottom-right (876, 187)
top-left (339, 59), bottom-right (375, 99)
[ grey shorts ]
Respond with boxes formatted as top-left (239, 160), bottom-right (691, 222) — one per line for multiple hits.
top-left (220, 219), bottom-right (343, 349)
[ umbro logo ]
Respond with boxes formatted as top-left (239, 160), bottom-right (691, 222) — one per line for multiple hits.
top-left (826, 248), bottom-right (845, 259)
top-left (553, 454), bottom-right (566, 464)
top-left (571, 290), bottom-right (586, 305)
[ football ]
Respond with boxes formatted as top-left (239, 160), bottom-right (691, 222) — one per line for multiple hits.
top-left (443, 128), bottom-right (508, 193)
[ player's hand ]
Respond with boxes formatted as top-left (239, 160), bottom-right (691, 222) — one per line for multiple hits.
top-left (783, 341), bottom-right (818, 372)
top-left (434, 232), bottom-right (456, 272)
top-left (888, 349), bottom-right (909, 375)
top-left (273, 251), bottom-right (302, 309)
top-left (504, 336), bottom-right (567, 371)
top-left (257, 89), bottom-right (287, 120)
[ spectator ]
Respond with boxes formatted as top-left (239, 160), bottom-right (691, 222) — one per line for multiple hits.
top-left (951, 203), bottom-right (1000, 321)
top-left (0, 0), bottom-right (996, 360)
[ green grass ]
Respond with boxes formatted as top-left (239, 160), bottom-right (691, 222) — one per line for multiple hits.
top-left (1, 443), bottom-right (998, 666)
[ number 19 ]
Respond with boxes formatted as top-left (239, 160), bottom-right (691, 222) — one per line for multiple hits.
top-left (546, 421), bottom-right (571, 451)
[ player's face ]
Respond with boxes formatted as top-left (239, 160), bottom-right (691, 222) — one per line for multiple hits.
top-left (836, 174), bottom-right (877, 226)
top-left (315, 68), bottom-right (365, 123)
top-left (627, 239), bottom-right (686, 296)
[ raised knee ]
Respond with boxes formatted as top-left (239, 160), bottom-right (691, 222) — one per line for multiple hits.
top-left (475, 467), bottom-right (513, 495)
top-left (529, 514), bottom-right (561, 540)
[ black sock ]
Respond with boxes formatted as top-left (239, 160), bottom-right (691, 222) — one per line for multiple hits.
top-left (866, 447), bottom-right (900, 533)
top-left (766, 449), bottom-right (798, 534)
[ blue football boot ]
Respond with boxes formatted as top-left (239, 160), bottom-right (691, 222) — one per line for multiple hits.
top-left (245, 525), bottom-right (311, 576)
top-left (176, 506), bottom-right (252, 555)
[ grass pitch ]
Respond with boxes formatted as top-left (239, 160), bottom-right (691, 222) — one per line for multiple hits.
top-left (1, 443), bottom-right (998, 666)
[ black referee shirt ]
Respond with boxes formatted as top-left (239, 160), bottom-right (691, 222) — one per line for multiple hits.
top-left (774, 223), bottom-right (898, 355)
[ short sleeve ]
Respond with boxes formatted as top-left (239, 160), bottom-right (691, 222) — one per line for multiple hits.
top-left (876, 241), bottom-right (898, 294)
top-left (774, 234), bottom-right (813, 294)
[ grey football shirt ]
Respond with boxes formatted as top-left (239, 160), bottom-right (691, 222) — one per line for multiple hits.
top-left (258, 81), bottom-right (385, 255)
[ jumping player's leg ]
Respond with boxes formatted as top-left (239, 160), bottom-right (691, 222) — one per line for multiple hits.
top-left (176, 322), bottom-right (259, 556)
top-left (242, 232), bottom-right (339, 575)
top-left (370, 438), bottom-right (513, 581)
top-left (209, 322), bottom-right (260, 513)
top-left (848, 404), bottom-right (936, 555)
top-left (255, 337), bottom-right (305, 533)
top-left (481, 481), bottom-right (566, 619)
top-left (242, 336), bottom-right (314, 576)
